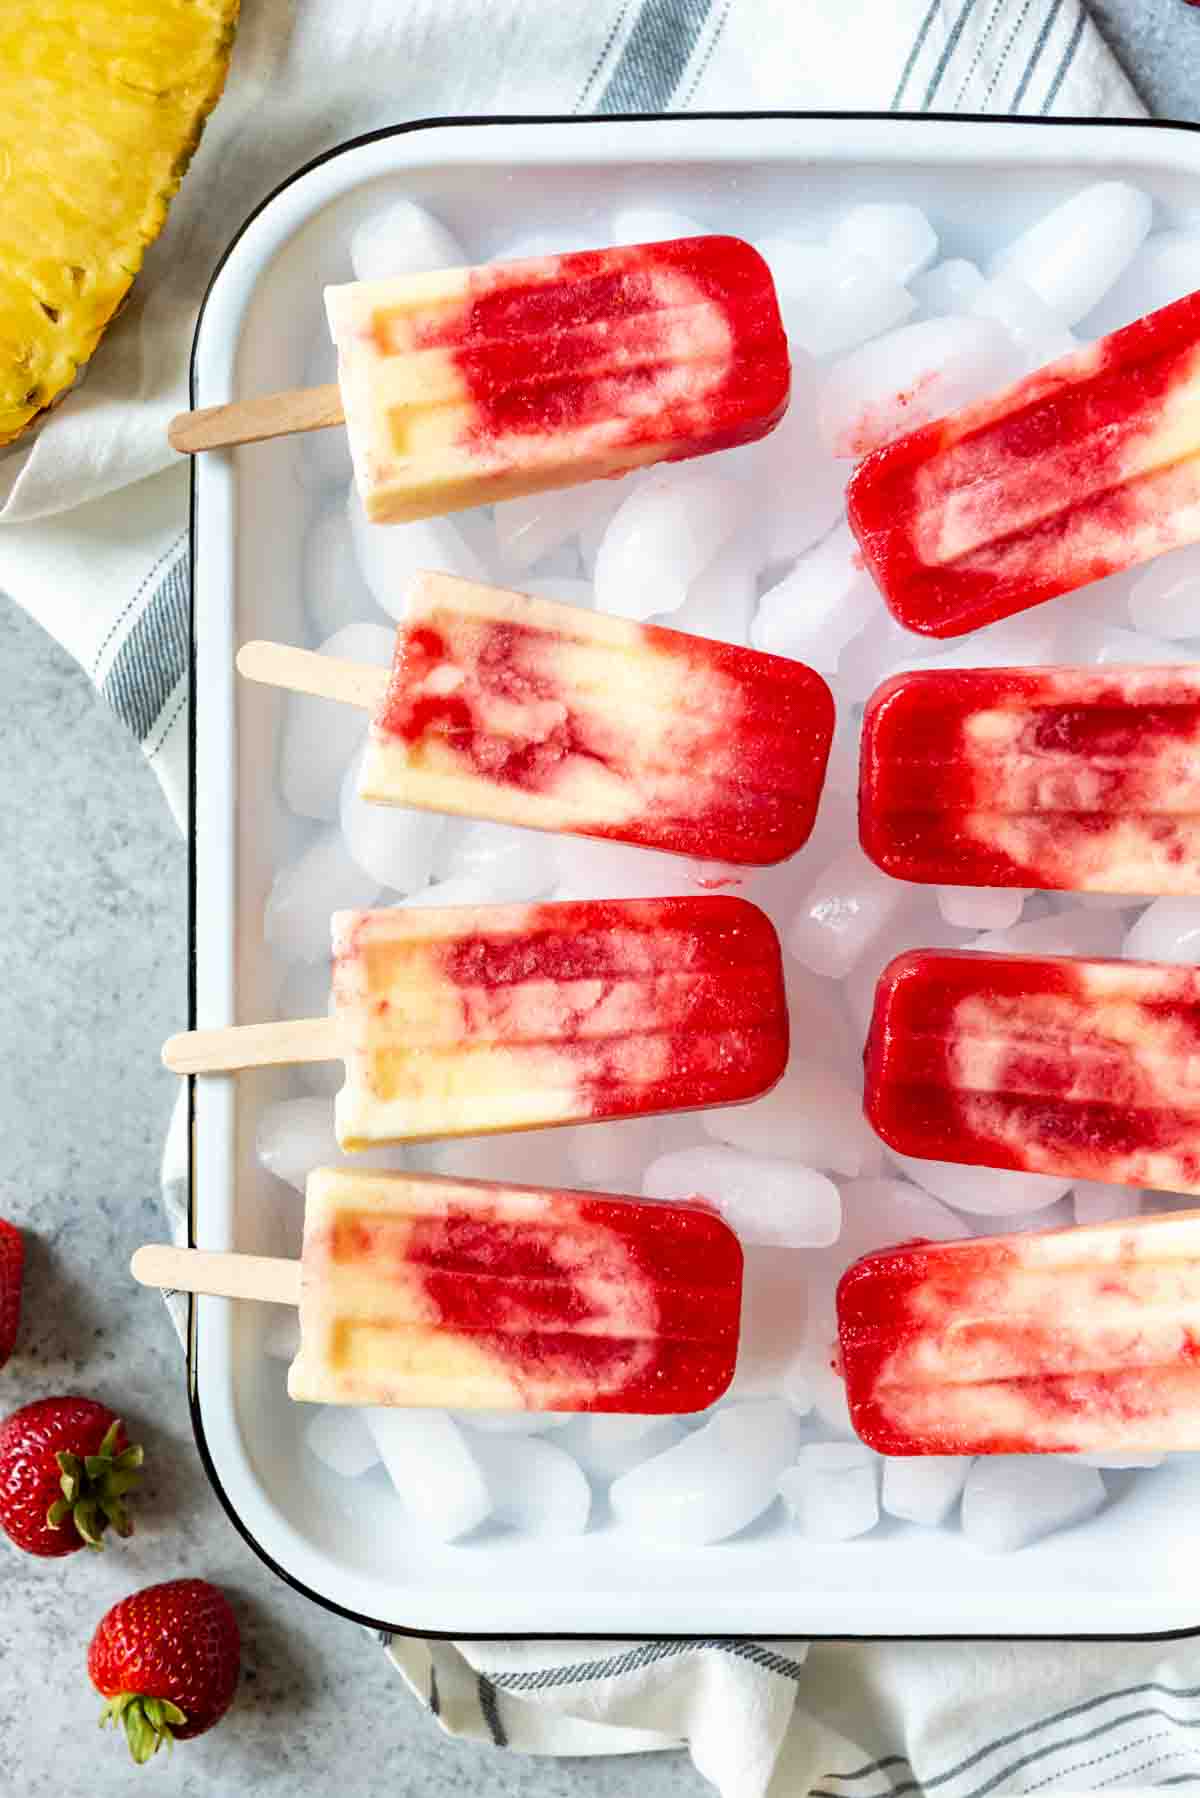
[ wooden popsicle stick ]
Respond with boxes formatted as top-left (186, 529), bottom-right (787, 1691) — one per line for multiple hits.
top-left (131, 1244), bottom-right (301, 1307)
top-left (237, 640), bottom-right (390, 712)
top-left (168, 384), bottom-right (344, 454)
top-left (161, 1014), bottom-right (339, 1075)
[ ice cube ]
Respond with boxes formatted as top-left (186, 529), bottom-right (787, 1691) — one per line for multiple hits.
top-left (395, 878), bottom-right (494, 909)
top-left (886, 1150), bottom-right (1071, 1217)
top-left (423, 1127), bottom-right (576, 1190)
top-left (265, 826), bottom-right (380, 962)
top-left (566, 1112), bottom-right (695, 1191)
top-left (643, 1146), bottom-right (841, 1248)
top-left (263, 1312), bottom-right (301, 1361)
top-left (880, 1454), bottom-right (970, 1526)
top-left (969, 274), bottom-right (1077, 368)
top-left (349, 198), bottom-right (465, 282)
top-left (759, 238), bottom-right (915, 357)
top-left (970, 906), bottom-right (1127, 959)
top-left (455, 1410), bottom-right (573, 1436)
top-left (279, 622), bottom-right (395, 823)
top-left (594, 468), bottom-right (751, 621)
top-left (559, 1414), bottom-right (688, 1481)
top-left (1126, 898), bottom-right (1200, 965)
top-left (937, 887), bottom-right (1029, 932)
top-left (836, 613), bottom-right (942, 706)
top-left (1086, 230), bottom-right (1200, 336)
top-left (256, 1097), bottom-right (407, 1192)
top-left (431, 819), bottom-right (557, 903)
top-left (295, 333), bottom-right (353, 491)
top-left (339, 753), bottom-right (441, 893)
top-left (751, 523), bottom-right (880, 671)
top-left (610, 205), bottom-right (706, 244)
top-left (1056, 618), bottom-right (1190, 666)
top-left (781, 1361), bottom-right (815, 1418)
top-left (303, 492), bottom-right (381, 642)
top-left (704, 1059), bottom-right (877, 1178)
top-left (468, 1434), bottom-right (591, 1537)
top-left (518, 576), bottom-right (596, 609)
top-left (1128, 542), bottom-right (1200, 639)
top-left (737, 351), bottom-right (848, 563)
top-left (1073, 1451), bottom-right (1164, 1470)
top-left (550, 834), bottom-right (704, 902)
top-left (894, 614), bottom-right (1057, 677)
top-left (991, 182), bottom-right (1153, 326)
top-left (494, 484), bottom-right (622, 574)
top-left (910, 258), bottom-right (985, 314)
top-left (828, 204), bottom-right (937, 284)
top-left (666, 529), bottom-right (760, 645)
top-left (818, 316), bottom-right (1017, 458)
top-left (277, 957), bottom-right (332, 1026)
top-left (305, 1406), bottom-right (381, 1478)
top-left (347, 489), bottom-right (486, 620)
top-left (1073, 1181), bottom-right (1143, 1227)
top-left (609, 1400), bottom-right (802, 1544)
top-left (787, 846), bottom-right (913, 979)
top-left (728, 1247), bottom-right (811, 1399)
top-left (364, 1408), bottom-right (492, 1540)
top-left (961, 1456), bottom-right (1106, 1552)
top-left (778, 1442), bottom-right (879, 1541)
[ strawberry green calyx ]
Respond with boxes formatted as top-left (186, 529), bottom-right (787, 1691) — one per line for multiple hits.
top-left (45, 1418), bottom-right (143, 1548)
top-left (99, 1693), bottom-right (188, 1764)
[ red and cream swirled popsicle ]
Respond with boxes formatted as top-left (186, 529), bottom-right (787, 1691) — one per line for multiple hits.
top-left (860, 664), bottom-right (1200, 893)
top-left (846, 290), bottom-right (1200, 638)
top-left (865, 948), bottom-right (1200, 1194)
top-left (169, 237), bottom-right (790, 516)
top-left (328, 235), bottom-right (790, 522)
top-left (837, 1214), bottom-right (1200, 1455)
top-left (239, 574), bottom-right (834, 864)
top-left (132, 1167), bottom-right (745, 1415)
top-left (162, 896), bottom-right (789, 1149)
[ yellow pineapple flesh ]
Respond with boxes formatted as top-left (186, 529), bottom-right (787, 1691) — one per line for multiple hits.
top-left (0, 0), bottom-right (239, 445)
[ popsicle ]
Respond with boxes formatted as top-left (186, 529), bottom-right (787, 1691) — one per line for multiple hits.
top-left (169, 237), bottom-right (791, 523)
top-left (163, 896), bottom-right (789, 1149)
top-left (860, 664), bottom-right (1200, 894)
top-left (865, 948), bottom-right (1200, 1194)
top-left (133, 1167), bottom-right (744, 1414)
top-left (838, 1212), bottom-right (1200, 1454)
top-left (846, 289), bottom-right (1200, 637)
top-left (239, 574), bottom-right (834, 865)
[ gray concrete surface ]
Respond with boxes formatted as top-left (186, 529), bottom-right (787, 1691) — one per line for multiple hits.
top-left (1, 5), bottom-right (1196, 1791)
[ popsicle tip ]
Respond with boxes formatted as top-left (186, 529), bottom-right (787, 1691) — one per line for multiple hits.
top-left (235, 641), bottom-right (271, 681)
top-left (167, 410), bottom-right (199, 454)
top-left (161, 1032), bottom-right (190, 1073)
top-left (130, 1246), bottom-right (164, 1289)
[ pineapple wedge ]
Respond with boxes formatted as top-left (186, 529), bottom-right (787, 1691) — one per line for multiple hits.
top-left (0, 0), bottom-right (239, 445)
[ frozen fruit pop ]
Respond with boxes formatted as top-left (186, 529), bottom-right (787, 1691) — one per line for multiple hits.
top-left (133, 1168), bottom-right (744, 1414)
top-left (838, 1212), bottom-right (1200, 1454)
top-left (847, 289), bottom-right (1200, 637)
top-left (162, 897), bottom-right (789, 1149)
top-left (866, 948), bottom-right (1200, 1195)
top-left (239, 574), bottom-right (834, 865)
top-left (325, 236), bottom-right (789, 522)
top-left (861, 664), bottom-right (1200, 894)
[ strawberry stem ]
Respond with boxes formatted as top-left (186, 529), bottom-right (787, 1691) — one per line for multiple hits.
top-left (100, 1693), bottom-right (188, 1764)
top-left (45, 1419), bottom-right (143, 1549)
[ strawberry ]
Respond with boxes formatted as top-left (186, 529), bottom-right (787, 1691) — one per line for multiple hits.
top-left (0, 1396), bottom-right (143, 1556)
top-left (90, 1578), bottom-right (240, 1762)
top-left (0, 1220), bottom-right (22, 1368)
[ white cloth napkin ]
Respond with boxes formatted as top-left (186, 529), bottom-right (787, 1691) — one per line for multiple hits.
top-left (3, 2), bottom-right (1178, 1794)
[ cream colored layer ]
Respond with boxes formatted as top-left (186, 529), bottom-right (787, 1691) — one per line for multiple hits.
top-left (359, 575), bottom-right (737, 836)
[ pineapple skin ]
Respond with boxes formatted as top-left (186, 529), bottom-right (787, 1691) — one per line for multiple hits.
top-left (0, 1), bottom-right (240, 446)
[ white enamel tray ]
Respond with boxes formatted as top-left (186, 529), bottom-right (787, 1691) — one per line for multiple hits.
top-left (189, 112), bottom-right (1200, 1639)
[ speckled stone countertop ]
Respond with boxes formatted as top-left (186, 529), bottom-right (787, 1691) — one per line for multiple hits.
top-left (2, 6), bottom-right (1197, 1791)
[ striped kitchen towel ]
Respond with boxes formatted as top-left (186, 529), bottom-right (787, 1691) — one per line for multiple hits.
top-left (0, 0), bottom-right (1142, 828)
top-left (0, 2), bottom-right (1175, 1795)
